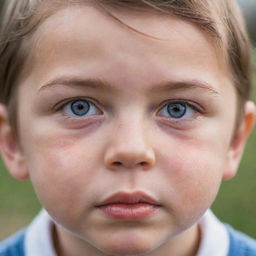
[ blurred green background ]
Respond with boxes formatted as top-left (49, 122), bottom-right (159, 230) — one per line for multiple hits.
top-left (0, 0), bottom-right (256, 241)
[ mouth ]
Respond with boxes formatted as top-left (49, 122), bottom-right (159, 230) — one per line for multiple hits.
top-left (95, 191), bottom-right (162, 220)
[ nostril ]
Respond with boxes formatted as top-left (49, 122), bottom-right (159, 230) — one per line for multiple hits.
top-left (140, 161), bottom-right (148, 167)
top-left (105, 151), bottom-right (156, 170)
top-left (111, 161), bottom-right (149, 168)
top-left (112, 161), bottom-right (122, 167)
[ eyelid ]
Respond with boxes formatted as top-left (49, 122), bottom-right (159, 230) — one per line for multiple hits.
top-left (157, 99), bottom-right (205, 114)
top-left (53, 97), bottom-right (103, 113)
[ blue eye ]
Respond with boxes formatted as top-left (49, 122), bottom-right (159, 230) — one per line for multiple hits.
top-left (71, 100), bottom-right (89, 116)
top-left (63, 99), bottom-right (100, 117)
top-left (159, 102), bottom-right (196, 119)
top-left (167, 103), bottom-right (186, 118)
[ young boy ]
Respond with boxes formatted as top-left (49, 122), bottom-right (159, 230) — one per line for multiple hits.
top-left (0, 0), bottom-right (255, 255)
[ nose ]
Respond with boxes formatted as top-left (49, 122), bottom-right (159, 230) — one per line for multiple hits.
top-left (104, 123), bottom-right (156, 170)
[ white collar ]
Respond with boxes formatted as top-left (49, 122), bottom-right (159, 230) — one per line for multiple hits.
top-left (25, 210), bottom-right (57, 256)
top-left (196, 210), bottom-right (229, 256)
top-left (25, 209), bottom-right (229, 256)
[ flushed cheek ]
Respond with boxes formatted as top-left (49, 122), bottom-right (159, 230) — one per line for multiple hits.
top-left (160, 145), bottom-right (225, 226)
top-left (23, 133), bottom-right (100, 219)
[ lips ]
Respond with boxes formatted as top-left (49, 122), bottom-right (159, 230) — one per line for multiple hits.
top-left (96, 191), bottom-right (160, 206)
top-left (96, 191), bottom-right (161, 220)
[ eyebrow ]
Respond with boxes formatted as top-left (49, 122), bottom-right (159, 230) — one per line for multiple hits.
top-left (39, 77), bottom-right (115, 92)
top-left (38, 76), bottom-right (220, 95)
top-left (150, 80), bottom-right (220, 95)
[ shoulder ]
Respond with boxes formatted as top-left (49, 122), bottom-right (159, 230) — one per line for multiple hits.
top-left (0, 229), bottom-right (26, 256)
top-left (226, 224), bottom-right (256, 256)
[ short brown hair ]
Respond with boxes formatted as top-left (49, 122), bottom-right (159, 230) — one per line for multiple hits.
top-left (0, 0), bottom-right (252, 129)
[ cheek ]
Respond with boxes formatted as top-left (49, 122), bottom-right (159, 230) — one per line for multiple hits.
top-left (159, 137), bottom-right (227, 225)
top-left (21, 128), bottom-right (101, 217)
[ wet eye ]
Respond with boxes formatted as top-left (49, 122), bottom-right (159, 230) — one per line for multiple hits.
top-left (158, 102), bottom-right (196, 119)
top-left (63, 99), bottom-right (100, 117)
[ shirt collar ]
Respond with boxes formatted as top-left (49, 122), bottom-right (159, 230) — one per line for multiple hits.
top-left (25, 210), bottom-right (56, 256)
top-left (196, 210), bottom-right (229, 256)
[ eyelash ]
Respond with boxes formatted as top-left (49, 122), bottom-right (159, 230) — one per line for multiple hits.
top-left (55, 98), bottom-right (102, 119)
top-left (54, 98), bottom-right (203, 124)
top-left (157, 100), bottom-right (202, 118)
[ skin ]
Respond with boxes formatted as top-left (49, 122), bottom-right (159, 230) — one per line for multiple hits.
top-left (0, 4), bottom-right (255, 256)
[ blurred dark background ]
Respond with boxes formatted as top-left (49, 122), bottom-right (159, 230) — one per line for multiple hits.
top-left (238, 0), bottom-right (256, 45)
top-left (0, 0), bottom-right (256, 240)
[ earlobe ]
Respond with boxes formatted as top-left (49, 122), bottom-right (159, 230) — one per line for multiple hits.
top-left (223, 101), bottom-right (256, 180)
top-left (0, 104), bottom-right (29, 180)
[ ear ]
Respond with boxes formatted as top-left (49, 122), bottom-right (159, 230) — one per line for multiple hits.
top-left (223, 101), bottom-right (256, 180)
top-left (0, 104), bottom-right (29, 180)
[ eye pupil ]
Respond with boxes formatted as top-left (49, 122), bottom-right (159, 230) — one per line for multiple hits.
top-left (71, 100), bottom-right (90, 116)
top-left (167, 103), bottom-right (186, 118)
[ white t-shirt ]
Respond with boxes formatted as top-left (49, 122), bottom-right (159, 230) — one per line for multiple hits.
top-left (25, 209), bottom-right (229, 256)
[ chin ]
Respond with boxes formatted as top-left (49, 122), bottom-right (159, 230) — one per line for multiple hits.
top-left (96, 236), bottom-right (159, 256)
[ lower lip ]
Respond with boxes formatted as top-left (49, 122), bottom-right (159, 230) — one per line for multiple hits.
top-left (97, 203), bottom-right (160, 220)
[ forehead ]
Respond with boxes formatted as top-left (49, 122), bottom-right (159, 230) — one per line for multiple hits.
top-left (22, 3), bottom-right (233, 97)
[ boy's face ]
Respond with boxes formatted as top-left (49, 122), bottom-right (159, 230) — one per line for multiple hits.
top-left (1, 4), bottom-right (255, 256)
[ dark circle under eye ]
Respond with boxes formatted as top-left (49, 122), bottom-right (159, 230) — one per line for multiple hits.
top-left (167, 103), bottom-right (186, 118)
top-left (71, 100), bottom-right (90, 116)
